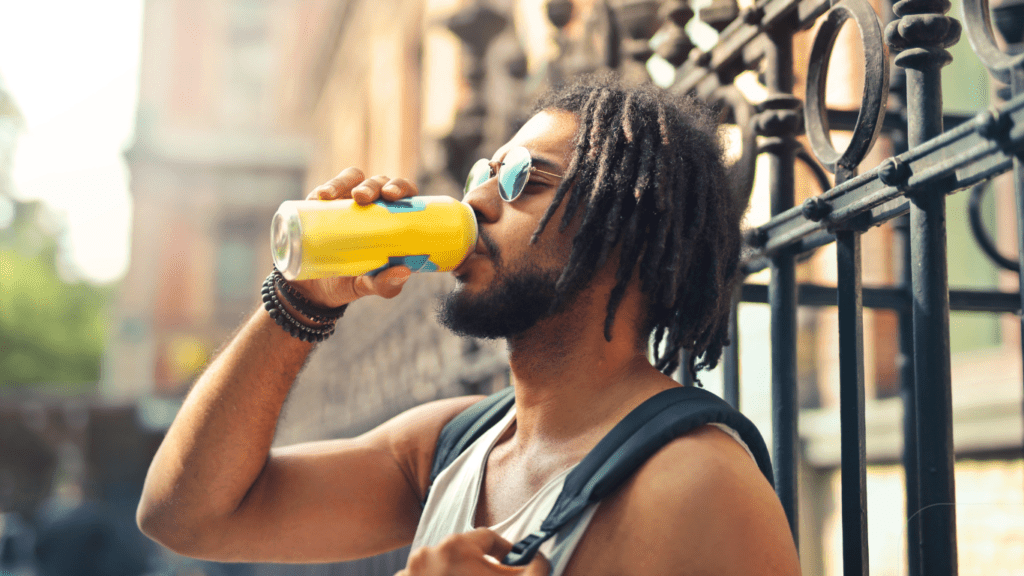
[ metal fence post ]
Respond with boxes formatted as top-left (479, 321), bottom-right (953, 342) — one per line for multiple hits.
top-left (837, 229), bottom-right (869, 576)
top-left (723, 287), bottom-right (741, 409)
top-left (886, 1), bottom-right (961, 573)
top-left (1015, 71), bottom-right (1024, 509)
top-left (886, 60), bottom-right (924, 576)
top-left (760, 19), bottom-right (801, 543)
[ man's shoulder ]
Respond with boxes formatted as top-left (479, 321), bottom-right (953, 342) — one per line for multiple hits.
top-left (368, 394), bottom-right (488, 440)
top-left (564, 425), bottom-right (801, 576)
top-left (633, 422), bottom-right (767, 491)
top-left (360, 395), bottom-right (486, 502)
top-left (605, 424), bottom-right (775, 527)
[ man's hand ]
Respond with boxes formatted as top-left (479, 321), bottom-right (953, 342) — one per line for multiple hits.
top-left (396, 529), bottom-right (551, 576)
top-left (289, 167), bottom-right (420, 308)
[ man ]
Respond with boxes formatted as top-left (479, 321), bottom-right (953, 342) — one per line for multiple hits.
top-left (137, 77), bottom-right (800, 575)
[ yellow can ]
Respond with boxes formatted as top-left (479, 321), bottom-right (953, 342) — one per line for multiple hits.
top-left (271, 196), bottom-right (478, 281)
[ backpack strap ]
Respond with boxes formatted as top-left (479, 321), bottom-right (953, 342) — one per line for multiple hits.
top-left (424, 386), bottom-right (516, 504)
top-left (502, 386), bottom-right (773, 567)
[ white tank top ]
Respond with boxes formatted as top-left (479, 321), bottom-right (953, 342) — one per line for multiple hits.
top-left (411, 403), bottom-right (755, 575)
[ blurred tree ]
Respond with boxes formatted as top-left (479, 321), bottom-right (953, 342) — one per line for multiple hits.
top-left (0, 199), bottom-right (111, 389)
top-left (0, 73), bottom-right (109, 390)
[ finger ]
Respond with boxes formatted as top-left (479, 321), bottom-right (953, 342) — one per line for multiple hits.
top-left (381, 177), bottom-right (418, 201)
top-left (371, 266), bottom-right (412, 299)
top-left (351, 274), bottom-right (379, 300)
top-left (308, 167), bottom-right (366, 200)
top-left (351, 174), bottom-right (391, 205)
top-left (456, 528), bottom-right (515, 562)
top-left (350, 267), bottom-right (410, 300)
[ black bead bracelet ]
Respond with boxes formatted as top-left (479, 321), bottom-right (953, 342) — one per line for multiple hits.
top-left (260, 272), bottom-right (345, 343)
top-left (271, 267), bottom-right (349, 323)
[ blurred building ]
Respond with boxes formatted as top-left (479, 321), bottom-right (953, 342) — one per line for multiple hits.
top-left (107, 0), bottom-right (311, 400)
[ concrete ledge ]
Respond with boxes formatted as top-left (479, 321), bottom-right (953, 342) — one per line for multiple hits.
top-left (800, 349), bottom-right (1023, 467)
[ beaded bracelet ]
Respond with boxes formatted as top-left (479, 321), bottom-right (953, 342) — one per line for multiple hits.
top-left (271, 267), bottom-right (348, 323)
top-left (260, 272), bottom-right (343, 343)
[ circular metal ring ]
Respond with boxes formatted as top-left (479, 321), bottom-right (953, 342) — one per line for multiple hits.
top-left (962, 0), bottom-right (1024, 85)
top-left (804, 0), bottom-right (890, 177)
top-left (967, 183), bottom-right (1019, 271)
top-left (796, 145), bottom-right (834, 194)
top-left (709, 85), bottom-right (758, 212)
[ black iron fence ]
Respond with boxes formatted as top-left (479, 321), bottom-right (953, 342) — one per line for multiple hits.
top-left (651, 0), bottom-right (1022, 573)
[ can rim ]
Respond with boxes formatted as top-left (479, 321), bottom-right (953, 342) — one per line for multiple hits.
top-left (271, 201), bottom-right (303, 281)
top-left (453, 199), bottom-right (479, 269)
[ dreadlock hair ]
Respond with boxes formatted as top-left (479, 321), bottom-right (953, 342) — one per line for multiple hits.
top-left (531, 74), bottom-right (743, 380)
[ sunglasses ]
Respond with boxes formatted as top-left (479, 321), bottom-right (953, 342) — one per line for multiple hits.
top-left (464, 146), bottom-right (563, 202)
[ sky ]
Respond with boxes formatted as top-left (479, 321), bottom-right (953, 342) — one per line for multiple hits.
top-left (0, 0), bottom-right (144, 284)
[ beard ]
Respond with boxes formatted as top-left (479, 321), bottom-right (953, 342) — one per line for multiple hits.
top-left (436, 235), bottom-right (561, 340)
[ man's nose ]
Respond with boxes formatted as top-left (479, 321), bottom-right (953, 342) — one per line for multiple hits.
top-left (462, 179), bottom-right (501, 224)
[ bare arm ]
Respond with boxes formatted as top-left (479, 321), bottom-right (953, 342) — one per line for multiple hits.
top-left (136, 308), bottom-right (336, 558)
top-left (137, 169), bottom-right (480, 562)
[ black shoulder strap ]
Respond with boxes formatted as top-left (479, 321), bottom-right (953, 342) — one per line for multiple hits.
top-left (426, 386), bottom-right (516, 502)
top-left (502, 386), bottom-right (773, 566)
top-left (423, 385), bottom-right (773, 568)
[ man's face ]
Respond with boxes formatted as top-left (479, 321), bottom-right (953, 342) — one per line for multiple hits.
top-left (437, 110), bottom-right (579, 339)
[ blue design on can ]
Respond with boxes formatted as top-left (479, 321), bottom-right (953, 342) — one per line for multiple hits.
top-left (374, 198), bottom-right (427, 213)
top-left (366, 255), bottom-right (440, 276)
top-left (398, 255), bottom-right (430, 272)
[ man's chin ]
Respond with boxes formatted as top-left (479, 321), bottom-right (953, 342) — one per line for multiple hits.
top-left (436, 288), bottom-right (514, 340)
top-left (436, 274), bottom-right (559, 340)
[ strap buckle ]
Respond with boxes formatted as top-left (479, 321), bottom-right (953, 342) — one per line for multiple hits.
top-left (502, 530), bottom-right (551, 566)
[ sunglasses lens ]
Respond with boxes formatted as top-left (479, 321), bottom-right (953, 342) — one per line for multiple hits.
top-left (498, 147), bottom-right (532, 202)
top-left (465, 159), bottom-right (491, 195)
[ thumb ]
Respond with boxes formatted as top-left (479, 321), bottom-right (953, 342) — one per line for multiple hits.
top-left (521, 552), bottom-right (551, 576)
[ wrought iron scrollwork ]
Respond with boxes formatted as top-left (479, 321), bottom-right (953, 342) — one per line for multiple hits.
top-left (885, 0), bottom-right (962, 80)
top-left (655, 1), bottom-right (696, 67)
top-left (796, 145), bottom-right (835, 194)
top-left (754, 94), bottom-right (803, 153)
top-left (804, 0), bottom-right (890, 185)
top-left (967, 183), bottom-right (1020, 270)
top-left (441, 3), bottom-right (509, 187)
top-left (962, 0), bottom-right (1024, 84)
top-left (592, 1), bottom-right (623, 70)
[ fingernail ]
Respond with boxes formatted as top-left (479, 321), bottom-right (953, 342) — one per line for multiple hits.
top-left (382, 184), bottom-right (398, 194)
top-left (389, 272), bottom-right (410, 286)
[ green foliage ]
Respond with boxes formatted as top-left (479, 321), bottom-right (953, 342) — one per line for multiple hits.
top-left (0, 200), bottom-right (110, 388)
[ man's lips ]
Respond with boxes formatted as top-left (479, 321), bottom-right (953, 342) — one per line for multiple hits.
top-left (478, 231), bottom-right (499, 259)
top-left (454, 233), bottom-right (494, 276)
top-left (475, 237), bottom-right (489, 257)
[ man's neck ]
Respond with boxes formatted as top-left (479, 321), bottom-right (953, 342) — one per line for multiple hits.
top-left (502, 286), bottom-right (677, 453)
